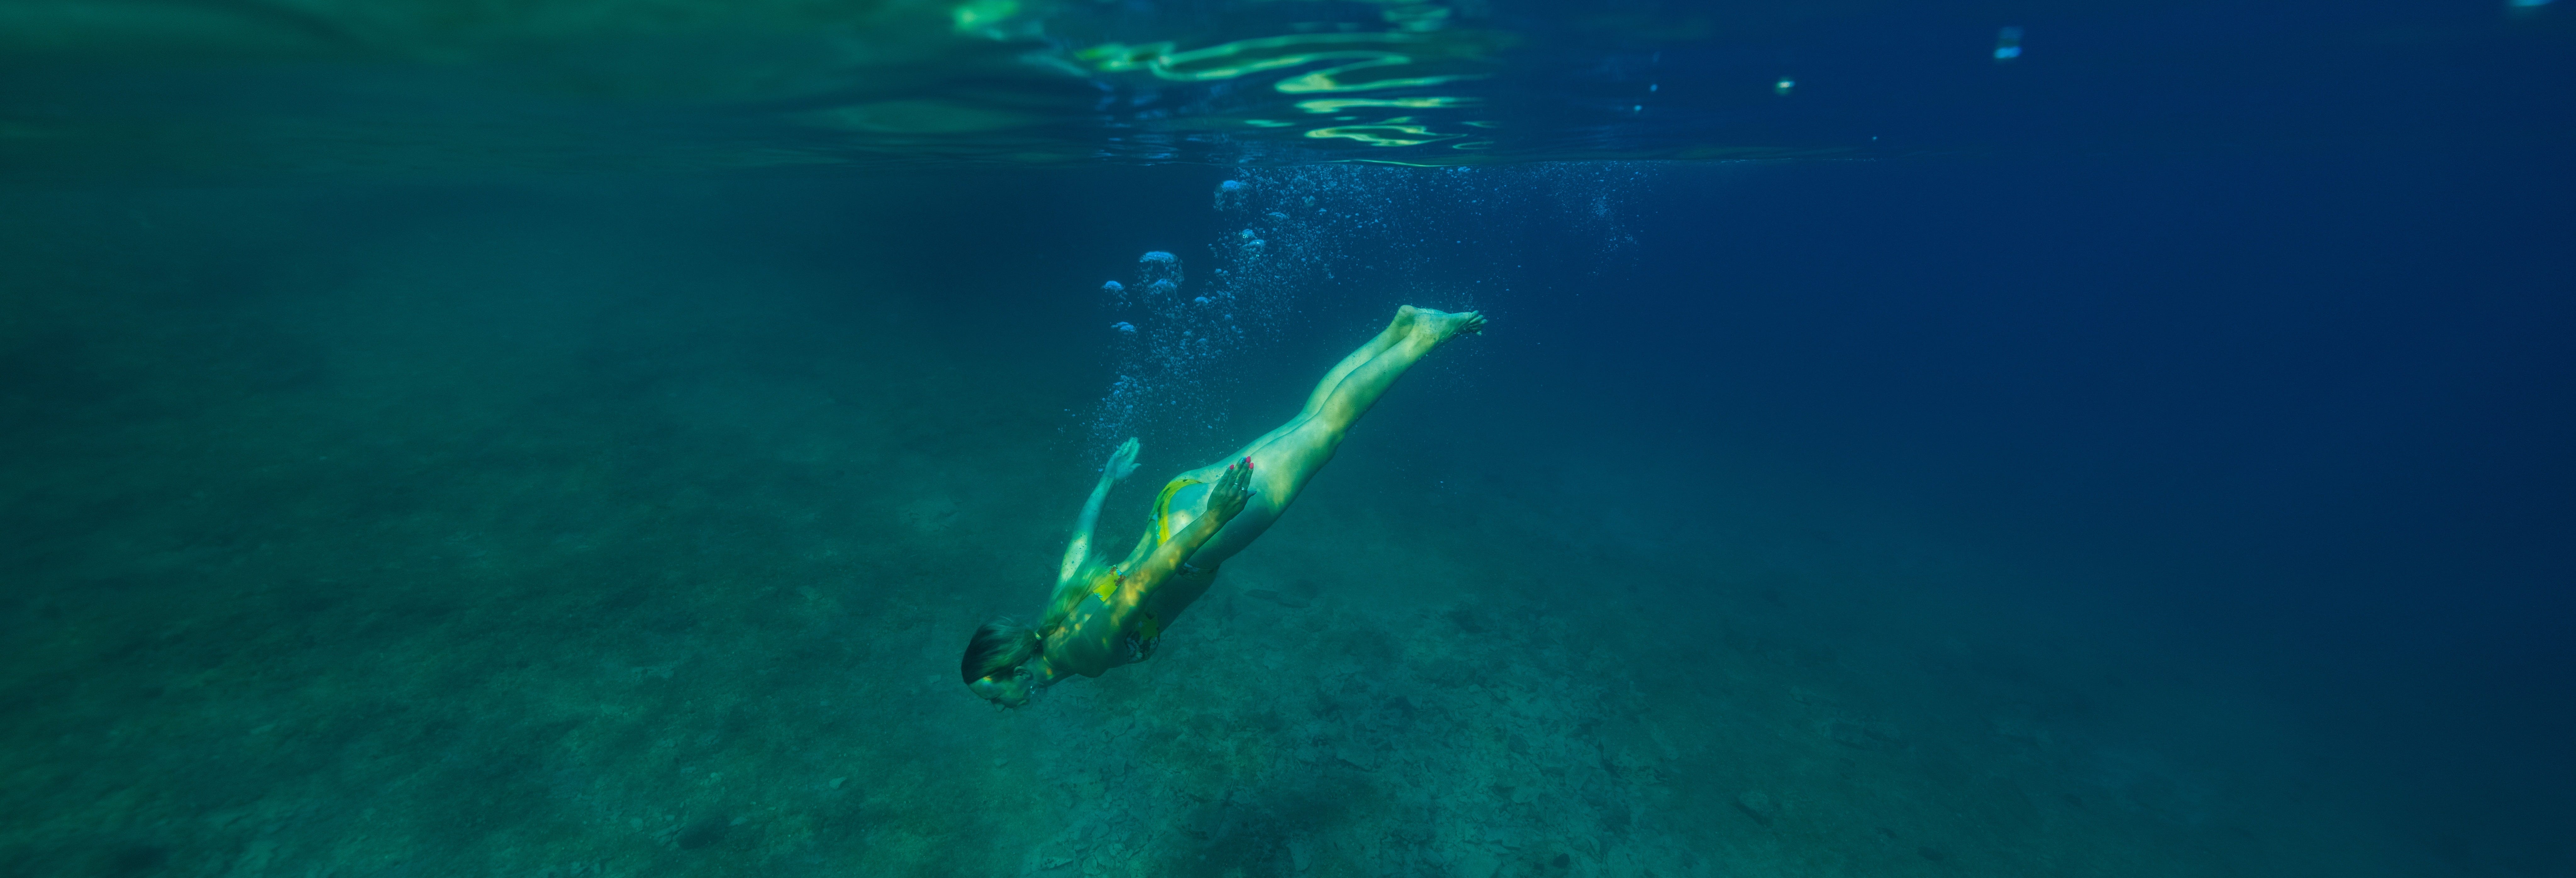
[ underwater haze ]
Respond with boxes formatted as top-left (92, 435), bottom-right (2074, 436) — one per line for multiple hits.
top-left (3, 0), bottom-right (2572, 877)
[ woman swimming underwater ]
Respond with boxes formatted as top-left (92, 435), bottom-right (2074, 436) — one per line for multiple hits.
top-left (964, 306), bottom-right (1485, 707)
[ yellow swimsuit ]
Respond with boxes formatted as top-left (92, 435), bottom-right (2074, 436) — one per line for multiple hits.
top-left (1148, 476), bottom-right (1201, 544)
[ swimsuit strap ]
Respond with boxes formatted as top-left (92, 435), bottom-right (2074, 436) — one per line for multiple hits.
top-left (1088, 567), bottom-right (1122, 607)
top-left (1150, 477), bottom-right (1203, 544)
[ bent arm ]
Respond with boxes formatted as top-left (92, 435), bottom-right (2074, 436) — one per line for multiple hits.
top-left (1109, 458), bottom-right (1253, 623)
top-left (1116, 507), bottom-right (1222, 607)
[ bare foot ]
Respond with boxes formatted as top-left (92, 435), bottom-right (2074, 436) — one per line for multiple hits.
top-left (1403, 307), bottom-right (1486, 343)
top-left (1391, 304), bottom-right (1425, 337)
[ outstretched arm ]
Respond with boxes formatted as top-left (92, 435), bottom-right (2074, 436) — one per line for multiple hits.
top-left (1058, 438), bottom-right (1141, 585)
top-left (1111, 458), bottom-right (1253, 618)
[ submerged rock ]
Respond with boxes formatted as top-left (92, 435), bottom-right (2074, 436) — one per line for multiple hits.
top-left (1734, 790), bottom-right (1777, 826)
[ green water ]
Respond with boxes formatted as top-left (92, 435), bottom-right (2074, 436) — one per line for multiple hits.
top-left (6, 0), bottom-right (2568, 869)
top-left (0, 177), bottom-right (2448, 876)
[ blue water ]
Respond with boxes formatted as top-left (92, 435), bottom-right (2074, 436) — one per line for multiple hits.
top-left (2, 0), bottom-right (2571, 875)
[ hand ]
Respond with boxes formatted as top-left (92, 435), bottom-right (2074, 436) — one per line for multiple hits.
top-left (1207, 457), bottom-right (1255, 522)
top-left (1104, 438), bottom-right (1141, 481)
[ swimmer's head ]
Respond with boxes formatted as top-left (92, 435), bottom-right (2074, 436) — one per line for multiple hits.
top-left (962, 618), bottom-right (1041, 708)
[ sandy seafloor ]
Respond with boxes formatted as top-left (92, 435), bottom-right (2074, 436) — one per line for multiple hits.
top-left (1, 177), bottom-right (2445, 878)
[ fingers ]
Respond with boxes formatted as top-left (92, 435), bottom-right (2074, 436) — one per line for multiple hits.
top-left (1214, 471), bottom-right (1252, 515)
top-left (1212, 457), bottom-right (1255, 510)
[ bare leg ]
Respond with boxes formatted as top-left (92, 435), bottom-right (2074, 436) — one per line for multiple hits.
top-left (1297, 308), bottom-right (1418, 416)
top-left (1302, 306), bottom-right (1482, 440)
top-left (1157, 306), bottom-right (1483, 567)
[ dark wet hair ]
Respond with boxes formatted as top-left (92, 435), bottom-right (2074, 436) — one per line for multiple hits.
top-left (961, 618), bottom-right (1040, 684)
